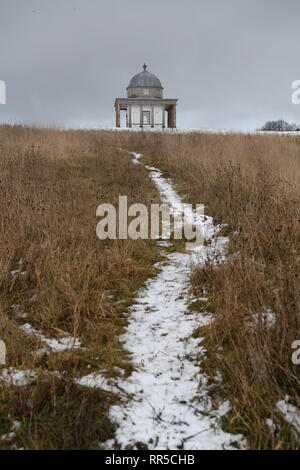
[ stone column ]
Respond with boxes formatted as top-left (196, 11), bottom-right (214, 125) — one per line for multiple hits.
top-left (115, 104), bottom-right (120, 128)
top-left (140, 105), bottom-right (143, 128)
top-left (167, 105), bottom-right (176, 129)
top-left (151, 104), bottom-right (154, 128)
top-left (172, 104), bottom-right (177, 128)
top-left (128, 105), bottom-right (132, 128)
top-left (167, 107), bottom-right (171, 128)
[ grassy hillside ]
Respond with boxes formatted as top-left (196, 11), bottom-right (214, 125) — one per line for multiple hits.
top-left (0, 126), bottom-right (299, 449)
top-left (0, 126), bottom-right (161, 449)
top-left (126, 130), bottom-right (300, 449)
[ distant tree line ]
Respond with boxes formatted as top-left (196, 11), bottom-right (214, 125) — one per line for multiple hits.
top-left (261, 119), bottom-right (300, 132)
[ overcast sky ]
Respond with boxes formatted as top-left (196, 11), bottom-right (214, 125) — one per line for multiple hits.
top-left (0, 0), bottom-right (299, 130)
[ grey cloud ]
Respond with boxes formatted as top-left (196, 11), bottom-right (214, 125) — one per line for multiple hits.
top-left (0, 0), bottom-right (299, 129)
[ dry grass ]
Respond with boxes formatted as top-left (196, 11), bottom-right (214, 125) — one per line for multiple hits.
top-left (1, 126), bottom-right (299, 449)
top-left (0, 125), bottom-right (161, 449)
top-left (125, 131), bottom-right (300, 449)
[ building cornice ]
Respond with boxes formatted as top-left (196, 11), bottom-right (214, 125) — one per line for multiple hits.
top-left (115, 98), bottom-right (178, 109)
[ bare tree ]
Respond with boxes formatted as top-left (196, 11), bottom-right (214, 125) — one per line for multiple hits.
top-left (261, 120), bottom-right (298, 132)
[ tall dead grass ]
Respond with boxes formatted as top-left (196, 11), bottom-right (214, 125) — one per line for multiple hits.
top-left (1, 126), bottom-right (299, 449)
top-left (126, 131), bottom-right (300, 449)
top-left (0, 125), bottom-right (160, 449)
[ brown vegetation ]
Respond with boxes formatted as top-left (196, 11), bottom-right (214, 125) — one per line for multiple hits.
top-left (127, 130), bottom-right (300, 449)
top-left (0, 125), bottom-right (160, 449)
top-left (1, 126), bottom-right (299, 449)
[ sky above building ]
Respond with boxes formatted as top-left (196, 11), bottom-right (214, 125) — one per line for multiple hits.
top-left (0, 0), bottom-right (299, 130)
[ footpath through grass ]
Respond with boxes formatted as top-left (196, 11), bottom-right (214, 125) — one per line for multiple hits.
top-left (126, 130), bottom-right (300, 450)
top-left (0, 126), bottom-right (161, 449)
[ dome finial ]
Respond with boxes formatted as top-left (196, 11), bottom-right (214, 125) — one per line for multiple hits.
top-left (143, 63), bottom-right (147, 72)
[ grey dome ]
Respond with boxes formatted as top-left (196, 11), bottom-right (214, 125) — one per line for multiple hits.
top-left (127, 64), bottom-right (163, 89)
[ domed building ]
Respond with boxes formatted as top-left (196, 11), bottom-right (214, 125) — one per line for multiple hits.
top-left (114, 64), bottom-right (178, 129)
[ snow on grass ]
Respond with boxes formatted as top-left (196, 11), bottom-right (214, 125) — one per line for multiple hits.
top-left (79, 149), bottom-right (244, 449)
top-left (10, 259), bottom-right (27, 276)
top-left (247, 307), bottom-right (277, 329)
top-left (0, 420), bottom-right (21, 442)
top-left (105, 252), bottom-right (244, 449)
top-left (265, 417), bottom-right (279, 435)
top-left (0, 368), bottom-right (37, 386)
top-left (10, 269), bottom-right (27, 276)
top-left (76, 126), bottom-right (300, 136)
top-left (277, 396), bottom-right (300, 439)
top-left (20, 323), bottom-right (82, 354)
top-left (2, 148), bottom-right (244, 449)
top-left (75, 373), bottom-right (121, 394)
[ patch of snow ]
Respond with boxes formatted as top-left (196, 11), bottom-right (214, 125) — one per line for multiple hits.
top-left (265, 418), bottom-right (279, 434)
top-left (34, 347), bottom-right (50, 358)
top-left (16, 312), bottom-right (28, 319)
top-left (10, 303), bottom-right (28, 319)
top-left (20, 323), bottom-right (82, 353)
top-left (112, 367), bottom-right (126, 377)
top-left (67, 125), bottom-right (300, 136)
top-left (248, 307), bottom-right (276, 329)
top-left (10, 304), bottom-right (20, 310)
top-left (10, 269), bottom-right (27, 276)
top-left (75, 373), bottom-right (120, 395)
top-left (0, 420), bottom-right (21, 442)
top-left (157, 240), bottom-right (173, 248)
top-left (0, 368), bottom-right (37, 386)
top-left (277, 396), bottom-right (300, 438)
top-left (196, 312), bottom-right (214, 327)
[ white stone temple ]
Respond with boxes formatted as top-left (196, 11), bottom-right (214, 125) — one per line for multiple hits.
top-left (114, 64), bottom-right (177, 129)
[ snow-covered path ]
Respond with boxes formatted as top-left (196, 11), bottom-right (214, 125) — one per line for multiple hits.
top-left (106, 253), bottom-right (239, 450)
top-left (80, 151), bottom-right (244, 449)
